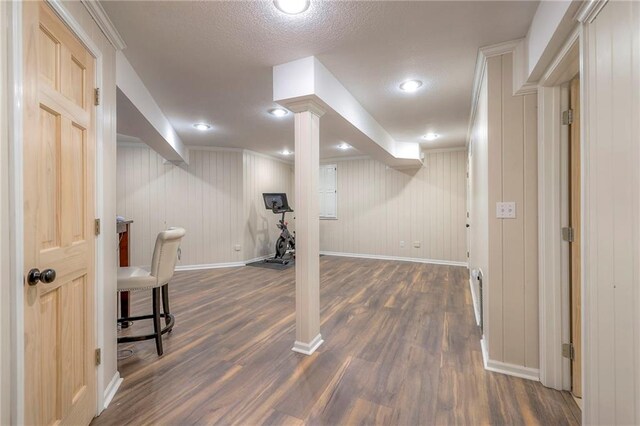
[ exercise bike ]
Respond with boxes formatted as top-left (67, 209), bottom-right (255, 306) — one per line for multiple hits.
top-left (262, 193), bottom-right (295, 265)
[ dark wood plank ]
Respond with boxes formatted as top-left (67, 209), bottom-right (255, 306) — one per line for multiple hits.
top-left (94, 257), bottom-right (579, 426)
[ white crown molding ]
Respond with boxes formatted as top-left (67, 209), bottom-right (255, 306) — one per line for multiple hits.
top-left (81, 0), bottom-right (126, 50)
top-left (574, 0), bottom-right (608, 24)
top-left (479, 38), bottom-right (522, 59)
top-left (422, 146), bottom-right (467, 155)
top-left (243, 149), bottom-right (293, 166)
top-left (321, 155), bottom-right (371, 163)
top-left (466, 38), bottom-right (537, 146)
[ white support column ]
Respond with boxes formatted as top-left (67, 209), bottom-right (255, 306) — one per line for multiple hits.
top-left (289, 100), bottom-right (325, 355)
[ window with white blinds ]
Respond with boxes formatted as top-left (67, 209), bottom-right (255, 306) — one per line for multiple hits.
top-left (319, 164), bottom-right (337, 219)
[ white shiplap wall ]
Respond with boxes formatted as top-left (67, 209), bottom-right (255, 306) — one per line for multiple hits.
top-left (583, 2), bottom-right (640, 424)
top-left (319, 150), bottom-right (467, 263)
top-left (117, 145), bottom-right (244, 267)
top-left (243, 151), bottom-right (294, 261)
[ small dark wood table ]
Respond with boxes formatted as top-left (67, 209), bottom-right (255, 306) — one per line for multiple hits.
top-left (117, 220), bottom-right (133, 327)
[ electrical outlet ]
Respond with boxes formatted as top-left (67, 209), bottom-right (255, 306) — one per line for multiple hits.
top-left (400, 240), bottom-right (405, 248)
top-left (496, 202), bottom-right (516, 219)
top-left (413, 241), bottom-right (421, 248)
top-left (234, 244), bottom-right (242, 251)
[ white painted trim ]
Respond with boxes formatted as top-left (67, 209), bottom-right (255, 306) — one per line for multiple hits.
top-left (469, 278), bottom-right (481, 326)
top-left (574, 0), bottom-right (608, 24)
top-left (467, 38), bottom-right (526, 146)
top-left (174, 253), bottom-right (275, 272)
top-left (101, 372), bottom-right (123, 411)
top-left (321, 155), bottom-right (370, 163)
top-left (421, 146), bottom-right (467, 154)
top-left (292, 333), bottom-right (324, 355)
top-left (320, 251), bottom-right (468, 268)
top-left (46, 0), bottom-right (100, 56)
top-left (80, 0), bottom-right (126, 50)
top-left (485, 359), bottom-right (540, 382)
top-left (243, 149), bottom-right (293, 166)
top-left (7, 1), bottom-right (25, 423)
top-left (536, 30), bottom-right (580, 392)
top-left (539, 27), bottom-right (580, 87)
top-left (480, 337), bottom-right (540, 381)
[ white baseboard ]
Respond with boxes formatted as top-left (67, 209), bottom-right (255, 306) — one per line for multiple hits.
top-left (102, 371), bottom-right (123, 411)
top-left (480, 338), bottom-right (539, 381)
top-left (320, 251), bottom-right (468, 267)
top-left (174, 253), bottom-right (275, 272)
top-left (292, 334), bottom-right (324, 355)
top-left (469, 277), bottom-right (481, 326)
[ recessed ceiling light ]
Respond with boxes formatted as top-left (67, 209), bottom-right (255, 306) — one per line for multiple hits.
top-left (281, 149), bottom-right (293, 155)
top-left (269, 108), bottom-right (289, 117)
top-left (399, 80), bottom-right (423, 93)
top-left (193, 123), bottom-right (211, 131)
top-left (338, 143), bottom-right (350, 150)
top-left (422, 133), bottom-right (440, 141)
top-left (273, 0), bottom-right (310, 15)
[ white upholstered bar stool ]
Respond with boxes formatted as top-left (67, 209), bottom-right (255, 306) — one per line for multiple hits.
top-left (117, 227), bottom-right (185, 356)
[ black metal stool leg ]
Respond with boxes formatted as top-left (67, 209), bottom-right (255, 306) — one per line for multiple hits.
top-left (162, 284), bottom-right (171, 327)
top-left (152, 288), bottom-right (163, 356)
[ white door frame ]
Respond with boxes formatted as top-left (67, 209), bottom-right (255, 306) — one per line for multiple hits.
top-left (5, 0), bottom-right (108, 421)
top-left (537, 27), bottom-right (580, 392)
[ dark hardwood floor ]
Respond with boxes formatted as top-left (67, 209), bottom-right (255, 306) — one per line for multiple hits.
top-left (93, 256), bottom-right (580, 425)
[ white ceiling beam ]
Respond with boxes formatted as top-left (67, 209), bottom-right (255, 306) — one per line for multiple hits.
top-left (273, 56), bottom-right (422, 169)
top-left (116, 51), bottom-right (188, 164)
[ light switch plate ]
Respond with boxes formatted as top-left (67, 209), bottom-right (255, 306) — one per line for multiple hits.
top-left (496, 202), bottom-right (516, 219)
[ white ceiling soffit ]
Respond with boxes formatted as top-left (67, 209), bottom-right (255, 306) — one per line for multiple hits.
top-left (116, 51), bottom-right (188, 164)
top-left (274, 56), bottom-right (422, 168)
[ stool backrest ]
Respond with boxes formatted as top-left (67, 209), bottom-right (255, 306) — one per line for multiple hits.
top-left (150, 227), bottom-right (186, 285)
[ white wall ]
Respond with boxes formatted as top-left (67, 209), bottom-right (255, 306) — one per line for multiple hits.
top-left (319, 150), bottom-right (467, 264)
top-left (243, 151), bottom-right (294, 261)
top-left (0, 1), bottom-right (10, 421)
top-left (117, 145), bottom-right (244, 267)
top-left (116, 145), bottom-right (294, 267)
top-left (468, 71), bottom-right (488, 325)
top-left (470, 52), bottom-right (539, 374)
top-left (583, 2), bottom-right (640, 423)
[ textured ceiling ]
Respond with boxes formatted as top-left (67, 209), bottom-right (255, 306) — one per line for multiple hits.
top-left (102, 0), bottom-right (538, 160)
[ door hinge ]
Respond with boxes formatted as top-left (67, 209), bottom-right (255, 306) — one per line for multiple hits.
top-left (95, 218), bottom-right (101, 236)
top-left (562, 109), bottom-right (574, 125)
top-left (95, 348), bottom-right (102, 366)
top-left (94, 88), bottom-right (100, 106)
top-left (562, 226), bottom-right (574, 242)
top-left (562, 343), bottom-right (575, 360)
top-left (466, 251), bottom-right (470, 258)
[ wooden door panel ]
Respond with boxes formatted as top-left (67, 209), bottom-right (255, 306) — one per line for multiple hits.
top-left (38, 25), bottom-right (59, 89)
top-left (63, 54), bottom-right (86, 108)
top-left (24, 2), bottom-right (96, 424)
top-left (38, 105), bottom-right (61, 251)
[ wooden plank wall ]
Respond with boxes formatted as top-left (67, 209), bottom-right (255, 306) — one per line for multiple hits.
top-left (242, 151), bottom-right (295, 261)
top-left (485, 53), bottom-right (539, 369)
top-left (116, 145), bottom-right (244, 267)
top-left (319, 150), bottom-right (467, 263)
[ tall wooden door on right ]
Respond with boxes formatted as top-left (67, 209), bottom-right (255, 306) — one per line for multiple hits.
top-left (569, 77), bottom-right (582, 399)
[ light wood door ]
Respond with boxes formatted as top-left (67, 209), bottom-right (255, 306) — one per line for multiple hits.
top-left (23, 2), bottom-right (97, 424)
top-left (569, 76), bottom-right (582, 399)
